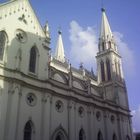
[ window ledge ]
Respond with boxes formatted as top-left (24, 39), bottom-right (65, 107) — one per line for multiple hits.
top-left (28, 71), bottom-right (38, 78)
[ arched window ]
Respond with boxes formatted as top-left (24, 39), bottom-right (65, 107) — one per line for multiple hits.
top-left (24, 120), bottom-right (33, 140)
top-left (0, 31), bottom-right (7, 60)
top-left (97, 131), bottom-right (103, 140)
top-left (108, 41), bottom-right (111, 49)
top-left (118, 63), bottom-right (122, 80)
top-left (102, 42), bottom-right (105, 51)
top-left (113, 134), bottom-right (117, 140)
top-left (56, 134), bottom-right (62, 140)
top-left (100, 61), bottom-right (105, 82)
top-left (115, 61), bottom-right (118, 78)
top-left (79, 128), bottom-right (85, 140)
top-left (29, 46), bottom-right (38, 73)
top-left (126, 135), bottom-right (130, 140)
top-left (106, 59), bottom-right (111, 81)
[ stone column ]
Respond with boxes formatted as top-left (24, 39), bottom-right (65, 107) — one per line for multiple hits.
top-left (15, 86), bottom-right (22, 140)
top-left (42, 94), bottom-right (52, 140)
top-left (67, 100), bottom-right (75, 140)
top-left (117, 114), bottom-right (123, 140)
top-left (87, 106), bottom-right (92, 140)
top-left (41, 93), bottom-right (47, 140)
top-left (4, 82), bottom-right (14, 140)
top-left (74, 102), bottom-right (77, 140)
top-left (103, 110), bottom-right (109, 140)
top-left (91, 106), bottom-right (96, 140)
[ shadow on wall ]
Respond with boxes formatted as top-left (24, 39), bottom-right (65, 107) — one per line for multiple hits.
top-left (0, 30), bottom-right (51, 140)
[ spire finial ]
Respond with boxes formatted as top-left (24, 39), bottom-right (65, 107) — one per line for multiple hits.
top-left (101, 0), bottom-right (105, 12)
top-left (58, 26), bottom-right (62, 34)
top-left (101, 8), bottom-right (105, 12)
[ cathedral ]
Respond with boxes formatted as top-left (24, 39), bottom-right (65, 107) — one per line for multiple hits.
top-left (0, 0), bottom-right (133, 140)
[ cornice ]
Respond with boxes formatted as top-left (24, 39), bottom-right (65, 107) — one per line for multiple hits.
top-left (0, 67), bottom-right (131, 116)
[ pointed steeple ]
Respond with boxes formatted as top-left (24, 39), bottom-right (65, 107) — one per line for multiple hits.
top-left (100, 8), bottom-right (113, 40)
top-left (97, 8), bottom-right (123, 84)
top-left (98, 8), bottom-right (117, 52)
top-left (54, 30), bottom-right (65, 63)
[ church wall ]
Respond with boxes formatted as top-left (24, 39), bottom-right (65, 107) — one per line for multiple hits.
top-left (0, 78), bottom-right (133, 140)
top-left (0, 80), bottom-right (9, 140)
top-left (16, 86), bottom-right (43, 140)
top-left (0, 1), bottom-right (133, 140)
top-left (50, 96), bottom-right (68, 137)
top-left (0, 0), bottom-right (49, 81)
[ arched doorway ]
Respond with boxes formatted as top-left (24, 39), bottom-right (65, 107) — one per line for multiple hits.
top-left (23, 120), bottom-right (34, 140)
top-left (79, 128), bottom-right (86, 140)
top-left (97, 131), bottom-right (103, 140)
top-left (113, 133), bottom-right (117, 140)
top-left (52, 126), bottom-right (68, 140)
top-left (55, 132), bottom-right (65, 140)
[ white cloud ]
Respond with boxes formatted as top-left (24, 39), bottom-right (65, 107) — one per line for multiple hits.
top-left (113, 32), bottom-right (135, 77)
top-left (69, 20), bottom-right (135, 77)
top-left (131, 106), bottom-right (140, 132)
top-left (69, 20), bottom-right (98, 70)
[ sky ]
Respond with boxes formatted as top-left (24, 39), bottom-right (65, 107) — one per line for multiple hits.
top-left (1, 0), bottom-right (140, 132)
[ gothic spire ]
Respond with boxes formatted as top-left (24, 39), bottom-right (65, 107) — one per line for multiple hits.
top-left (100, 8), bottom-right (113, 40)
top-left (54, 29), bottom-right (65, 63)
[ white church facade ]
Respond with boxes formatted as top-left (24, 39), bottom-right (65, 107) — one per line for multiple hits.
top-left (0, 0), bottom-right (133, 140)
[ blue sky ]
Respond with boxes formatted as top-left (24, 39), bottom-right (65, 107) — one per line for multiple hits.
top-left (31, 0), bottom-right (140, 132)
top-left (1, 0), bottom-right (140, 132)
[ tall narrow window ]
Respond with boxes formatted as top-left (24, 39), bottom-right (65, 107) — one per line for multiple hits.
top-left (106, 59), bottom-right (111, 81)
top-left (56, 135), bottom-right (61, 140)
top-left (113, 134), bottom-right (117, 140)
top-left (118, 63), bottom-right (122, 80)
top-left (79, 128), bottom-right (85, 140)
top-left (0, 31), bottom-right (7, 60)
top-left (108, 41), bottom-right (111, 49)
top-left (29, 46), bottom-right (38, 73)
top-left (100, 61), bottom-right (105, 82)
top-left (97, 131), bottom-right (103, 140)
top-left (24, 121), bottom-right (33, 140)
top-left (126, 135), bottom-right (130, 140)
top-left (115, 61), bottom-right (118, 78)
top-left (102, 42), bottom-right (105, 51)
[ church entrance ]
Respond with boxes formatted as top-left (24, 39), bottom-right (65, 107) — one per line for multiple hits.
top-left (55, 133), bottom-right (64, 140)
top-left (52, 127), bottom-right (68, 140)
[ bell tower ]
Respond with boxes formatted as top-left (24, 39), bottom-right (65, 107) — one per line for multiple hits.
top-left (96, 8), bottom-right (128, 107)
top-left (97, 8), bottom-right (124, 84)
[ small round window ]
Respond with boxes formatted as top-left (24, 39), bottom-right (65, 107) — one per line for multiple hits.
top-left (111, 115), bottom-right (115, 123)
top-left (96, 111), bottom-right (101, 121)
top-left (78, 106), bottom-right (85, 117)
top-left (26, 93), bottom-right (37, 106)
top-left (55, 100), bottom-right (64, 113)
top-left (15, 29), bottom-right (27, 43)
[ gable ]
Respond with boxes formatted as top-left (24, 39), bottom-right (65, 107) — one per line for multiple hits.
top-left (0, 0), bottom-right (50, 73)
top-left (0, 0), bottom-right (46, 39)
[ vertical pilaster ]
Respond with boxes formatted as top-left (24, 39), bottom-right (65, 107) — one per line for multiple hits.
top-left (4, 82), bottom-right (14, 140)
top-left (67, 100), bottom-right (75, 140)
top-left (74, 102), bottom-right (77, 140)
top-left (87, 106), bottom-right (91, 140)
top-left (41, 93), bottom-right (47, 140)
top-left (103, 110), bottom-right (109, 140)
